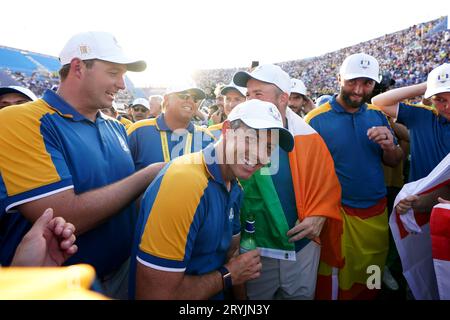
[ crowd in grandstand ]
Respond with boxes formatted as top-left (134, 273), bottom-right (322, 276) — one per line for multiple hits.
top-left (193, 16), bottom-right (448, 101)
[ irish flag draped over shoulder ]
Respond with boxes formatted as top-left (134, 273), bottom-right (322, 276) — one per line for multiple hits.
top-left (240, 108), bottom-right (343, 267)
top-left (390, 153), bottom-right (450, 300)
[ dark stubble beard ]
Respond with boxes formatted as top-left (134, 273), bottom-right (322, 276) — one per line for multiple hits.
top-left (340, 88), bottom-right (372, 109)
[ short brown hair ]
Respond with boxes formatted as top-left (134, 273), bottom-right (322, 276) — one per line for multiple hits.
top-left (58, 59), bottom-right (96, 81)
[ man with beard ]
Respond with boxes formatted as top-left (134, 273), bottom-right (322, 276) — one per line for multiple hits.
top-left (288, 78), bottom-right (315, 117)
top-left (305, 53), bottom-right (403, 299)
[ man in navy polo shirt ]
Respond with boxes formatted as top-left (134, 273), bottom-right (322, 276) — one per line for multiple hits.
top-left (0, 31), bottom-right (163, 299)
top-left (127, 82), bottom-right (214, 169)
top-left (305, 53), bottom-right (403, 299)
top-left (130, 99), bottom-right (295, 300)
top-left (372, 63), bottom-right (450, 182)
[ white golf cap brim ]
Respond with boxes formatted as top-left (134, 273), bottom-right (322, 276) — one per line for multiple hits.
top-left (0, 86), bottom-right (37, 101)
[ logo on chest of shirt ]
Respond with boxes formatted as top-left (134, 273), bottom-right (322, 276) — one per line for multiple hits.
top-left (229, 207), bottom-right (234, 221)
top-left (115, 132), bottom-right (130, 153)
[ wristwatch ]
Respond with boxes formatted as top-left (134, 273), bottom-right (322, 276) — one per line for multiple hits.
top-left (218, 266), bottom-right (232, 291)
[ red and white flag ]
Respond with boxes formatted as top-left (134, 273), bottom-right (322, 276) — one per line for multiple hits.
top-left (389, 153), bottom-right (450, 300)
top-left (430, 202), bottom-right (450, 300)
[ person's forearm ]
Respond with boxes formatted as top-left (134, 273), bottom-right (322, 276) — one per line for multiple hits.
top-left (382, 145), bottom-right (403, 167)
top-left (372, 82), bottom-right (427, 106)
top-left (138, 270), bottom-right (224, 300)
top-left (19, 163), bottom-right (164, 235)
top-left (415, 186), bottom-right (450, 213)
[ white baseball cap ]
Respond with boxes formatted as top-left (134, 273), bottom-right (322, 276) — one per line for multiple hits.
top-left (131, 98), bottom-right (150, 110)
top-left (233, 64), bottom-right (292, 94)
top-left (220, 81), bottom-right (247, 97)
top-left (227, 99), bottom-right (294, 152)
top-left (290, 78), bottom-right (307, 95)
top-left (59, 31), bottom-right (146, 72)
top-left (339, 53), bottom-right (380, 83)
top-left (0, 85), bottom-right (37, 101)
top-left (165, 81), bottom-right (206, 101)
top-left (424, 63), bottom-right (450, 98)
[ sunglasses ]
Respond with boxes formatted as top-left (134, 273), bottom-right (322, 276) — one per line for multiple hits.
top-left (132, 106), bottom-right (148, 112)
top-left (175, 93), bottom-right (200, 103)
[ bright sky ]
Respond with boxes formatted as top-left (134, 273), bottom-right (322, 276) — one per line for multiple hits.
top-left (0, 0), bottom-right (448, 87)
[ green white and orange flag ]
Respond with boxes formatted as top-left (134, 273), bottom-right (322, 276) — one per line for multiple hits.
top-left (240, 108), bottom-right (343, 268)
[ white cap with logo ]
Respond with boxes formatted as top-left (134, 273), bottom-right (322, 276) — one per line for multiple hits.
top-left (220, 81), bottom-right (247, 97)
top-left (0, 85), bottom-right (37, 101)
top-left (339, 53), bottom-right (380, 83)
top-left (59, 31), bottom-right (146, 72)
top-left (233, 64), bottom-right (292, 95)
top-left (424, 63), bottom-right (450, 98)
top-left (290, 78), bottom-right (307, 95)
top-left (165, 81), bottom-right (206, 101)
top-left (227, 99), bottom-right (294, 152)
top-left (132, 98), bottom-right (150, 110)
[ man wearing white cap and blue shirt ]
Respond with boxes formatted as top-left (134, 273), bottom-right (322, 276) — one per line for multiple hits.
top-left (208, 81), bottom-right (247, 139)
top-left (0, 31), bottom-right (164, 299)
top-left (130, 99), bottom-right (294, 300)
top-left (0, 85), bottom-right (37, 109)
top-left (130, 97), bottom-right (151, 122)
top-left (127, 82), bottom-right (214, 170)
top-left (306, 53), bottom-right (403, 299)
top-left (232, 64), bottom-right (343, 300)
top-left (372, 63), bottom-right (450, 182)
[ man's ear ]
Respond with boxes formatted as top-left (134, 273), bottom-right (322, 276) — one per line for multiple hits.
top-left (70, 58), bottom-right (83, 79)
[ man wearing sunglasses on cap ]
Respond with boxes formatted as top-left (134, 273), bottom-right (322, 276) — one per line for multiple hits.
top-left (127, 83), bottom-right (215, 170)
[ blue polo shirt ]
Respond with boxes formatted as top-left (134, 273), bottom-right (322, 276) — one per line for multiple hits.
top-left (129, 144), bottom-right (242, 299)
top-left (0, 90), bottom-right (136, 277)
top-left (397, 102), bottom-right (450, 182)
top-left (127, 113), bottom-right (215, 170)
top-left (306, 96), bottom-right (393, 208)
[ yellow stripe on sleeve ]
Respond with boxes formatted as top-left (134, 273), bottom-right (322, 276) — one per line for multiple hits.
top-left (0, 101), bottom-right (63, 196)
top-left (139, 152), bottom-right (210, 261)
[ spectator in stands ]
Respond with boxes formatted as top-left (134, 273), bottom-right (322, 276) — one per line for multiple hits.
top-left (130, 99), bottom-right (295, 300)
top-left (130, 98), bottom-right (151, 122)
top-left (127, 83), bottom-right (214, 170)
top-left (306, 53), bottom-right (403, 300)
top-left (0, 85), bottom-right (37, 109)
top-left (148, 95), bottom-right (163, 118)
top-left (208, 81), bottom-right (247, 138)
top-left (233, 64), bottom-right (343, 300)
top-left (101, 101), bottom-right (133, 130)
top-left (288, 79), bottom-right (315, 117)
top-left (0, 31), bottom-right (164, 299)
top-left (371, 63), bottom-right (450, 182)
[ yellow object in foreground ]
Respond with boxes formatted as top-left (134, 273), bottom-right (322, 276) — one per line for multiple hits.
top-left (0, 264), bottom-right (107, 300)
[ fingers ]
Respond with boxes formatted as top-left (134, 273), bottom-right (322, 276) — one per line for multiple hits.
top-left (367, 126), bottom-right (392, 143)
top-left (51, 217), bottom-right (75, 238)
top-left (60, 234), bottom-right (76, 250)
top-left (438, 197), bottom-right (450, 204)
top-left (32, 208), bottom-right (54, 231)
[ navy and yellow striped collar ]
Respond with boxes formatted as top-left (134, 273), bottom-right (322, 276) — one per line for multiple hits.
top-left (42, 89), bottom-right (99, 122)
top-left (330, 95), bottom-right (368, 114)
top-left (156, 113), bottom-right (195, 133)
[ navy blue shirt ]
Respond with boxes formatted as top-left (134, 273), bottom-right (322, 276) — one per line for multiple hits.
top-left (397, 102), bottom-right (450, 182)
top-left (307, 96), bottom-right (393, 208)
